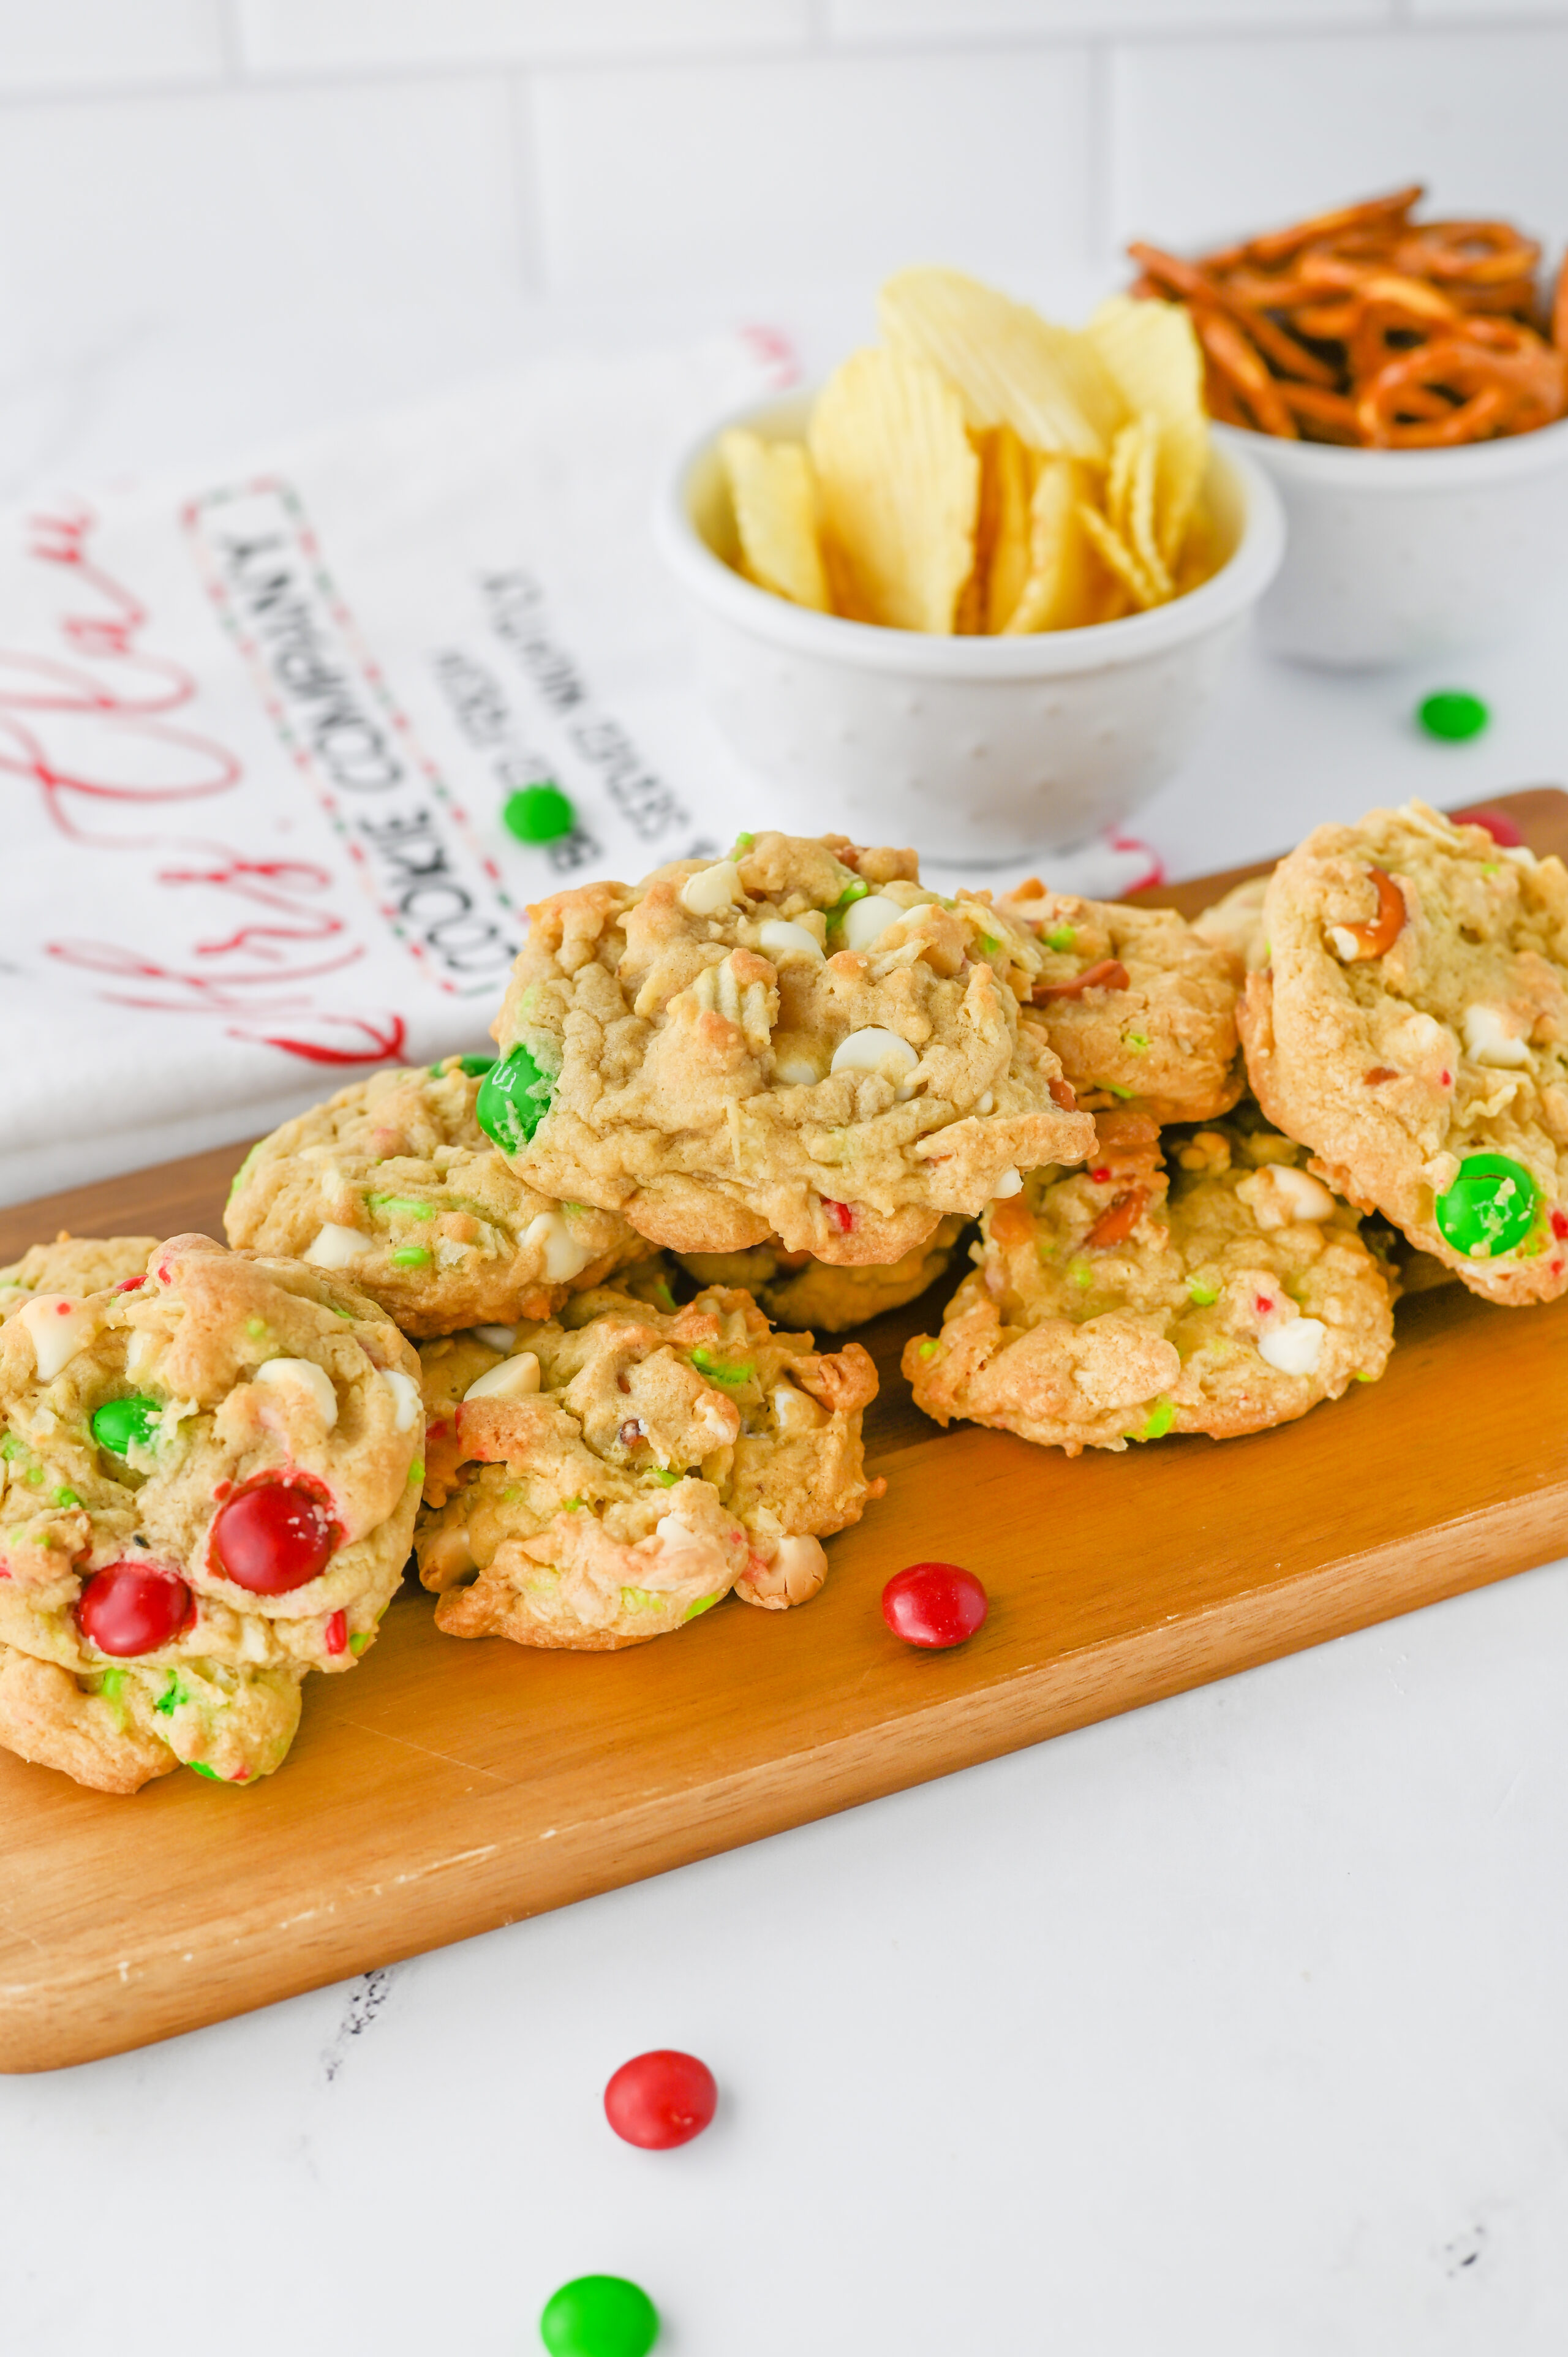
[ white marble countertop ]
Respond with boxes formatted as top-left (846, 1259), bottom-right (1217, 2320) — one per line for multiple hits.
top-left (4, 291), bottom-right (1567, 2357)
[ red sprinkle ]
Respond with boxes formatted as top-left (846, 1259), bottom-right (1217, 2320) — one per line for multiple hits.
top-left (1439, 1071), bottom-right (1452, 1088)
top-left (824, 1199), bottom-right (854, 1234)
top-left (604, 2051), bottom-right (718, 2149)
top-left (325, 1608), bottom-right (348, 1656)
top-left (116, 1274), bottom-right (148, 1292)
top-left (1090, 1166), bottom-right (1112, 1184)
top-left (1551, 1211), bottom-right (1568, 1241)
top-left (1255, 1294), bottom-right (1274, 1315)
top-left (882, 1561), bottom-right (990, 1649)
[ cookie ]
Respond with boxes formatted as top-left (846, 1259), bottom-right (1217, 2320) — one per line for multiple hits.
top-left (1193, 874), bottom-right (1270, 975)
top-left (225, 1056), bottom-right (650, 1337)
top-left (903, 1104), bottom-right (1394, 1454)
top-left (1001, 882), bottom-right (1243, 1120)
top-left (676, 1216), bottom-right (965, 1332)
top-left (0, 1233), bottom-right (422, 1792)
top-left (482, 831), bottom-right (1094, 1264)
top-left (0, 1234), bottom-right (157, 1310)
top-left (417, 1282), bottom-right (881, 1649)
top-left (1240, 801), bottom-right (1568, 1305)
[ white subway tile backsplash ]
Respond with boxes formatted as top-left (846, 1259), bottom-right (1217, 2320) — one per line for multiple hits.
top-left (0, 0), bottom-right (223, 92)
top-left (828, 0), bottom-right (1387, 44)
top-left (236, 0), bottom-right (810, 77)
top-left (1110, 26), bottom-right (1568, 260)
top-left (532, 48), bottom-right (1094, 296)
top-left (0, 80), bottom-right (526, 341)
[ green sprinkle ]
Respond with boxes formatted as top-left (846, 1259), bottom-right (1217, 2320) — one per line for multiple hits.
top-left (477, 1041), bottom-right (555, 1152)
top-left (620, 1586), bottom-right (663, 1614)
top-left (683, 1591), bottom-right (722, 1622)
top-left (1125, 1033), bottom-right (1149, 1052)
top-left (733, 831), bottom-right (755, 851)
top-left (650, 1468), bottom-right (680, 1487)
top-left (827, 877), bottom-right (870, 916)
top-left (407, 1458), bottom-right (424, 1488)
top-left (1102, 1082), bottom-right (1135, 1101)
top-left (916, 1338), bottom-right (940, 1361)
top-left (979, 933), bottom-right (1001, 956)
top-left (1070, 1261), bottom-right (1093, 1289)
top-left (1417, 688), bottom-right (1488, 742)
top-left (562, 1496), bottom-right (583, 1513)
top-left (227, 1145), bottom-right (262, 1199)
top-left (391, 1247), bottom-right (431, 1267)
top-left (53, 1487), bottom-right (80, 1508)
top-left (374, 1194), bottom-right (434, 1220)
top-left (24, 1466), bottom-right (42, 1487)
top-left (246, 1318), bottom-right (267, 1340)
top-left (1354, 1370), bottom-right (1376, 1382)
top-left (1046, 926), bottom-right (1077, 953)
top-left (99, 1670), bottom-right (125, 1702)
top-left (650, 1280), bottom-right (676, 1310)
top-left (1137, 1397), bottom-right (1175, 1441)
top-left (154, 1674), bottom-right (190, 1718)
top-left (1187, 1280), bottom-right (1219, 1307)
top-left (1481, 863), bottom-right (1500, 878)
top-left (502, 780), bottom-right (575, 843)
top-left (91, 1395), bottom-right (162, 1457)
top-left (690, 1346), bottom-right (755, 1388)
top-left (349, 1631), bottom-right (371, 1654)
top-left (189, 1762), bottom-right (222, 1782)
top-left (0, 1435), bottom-right (19, 1461)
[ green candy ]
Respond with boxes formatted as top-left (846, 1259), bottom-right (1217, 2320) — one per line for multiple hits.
top-left (429, 1054), bottom-right (496, 1079)
top-left (391, 1247), bottom-right (431, 1269)
top-left (683, 1591), bottom-right (721, 1621)
top-left (477, 1042), bottom-right (554, 1151)
top-left (1137, 1397), bottom-right (1175, 1441)
top-left (503, 781), bottom-right (575, 843)
top-left (1046, 925), bottom-right (1077, 952)
top-left (1434, 1153), bottom-right (1539, 1258)
top-left (1418, 689), bottom-right (1489, 742)
top-left (690, 1346), bottom-right (754, 1389)
top-left (539, 2275), bottom-right (658, 2357)
top-left (827, 877), bottom-right (869, 917)
top-left (91, 1395), bottom-right (162, 1456)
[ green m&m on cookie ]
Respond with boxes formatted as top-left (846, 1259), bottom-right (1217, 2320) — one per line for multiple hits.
top-left (476, 1043), bottom-right (554, 1153)
top-left (90, 1395), bottom-right (162, 1455)
top-left (1434, 1152), bottom-right (1539, 1258)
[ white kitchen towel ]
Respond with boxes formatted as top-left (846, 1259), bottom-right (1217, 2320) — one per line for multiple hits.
top-left (0, 332), bottom-right (1158, 1208)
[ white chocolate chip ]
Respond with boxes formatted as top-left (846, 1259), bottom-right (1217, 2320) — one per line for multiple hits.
top-left (977, 1091), bottom-right (995, 1115)
top-left (680, 859), bottom-right (742, 916)
top-left (771, 1381), bottom-right (825, 1436)
top-left (521, 1209), bottom-right (593, 1283)
top-left (380, 1368), bottom-right (420, 1431)
top-left (830, 1026), bottom-right (919, 1098)
top-left (1257, 1318), bottom-right (1325, 1376)
top-left (17, 1295), bottom-right (96, 1382)
top-left (839, 893), bottom-right (908, 953)
top-left (304, 1223), bottom-right (368, 1270)
top-left (1237, 1165), bottom-right (1336, 1230)
top-left (758, 918), bottom-right (823, 964)
top-left (256, 1357), bottom-right (338, 1430)
top-left (472, 1323), bottom-right (518, 1352)
top-left (992, 1166), bottom-right (1023, 1199)
top-left (741, 1533), bottom-right (829, 1609)
top-left (1463, 1004), bottom-right (1531, 1069)
top-left (773, 1044), bottom-right (827, 1087)
top-left (1326, 925), bottom-right (1360, 962)
top-left (464, 1351), bottom-right (541, 1401)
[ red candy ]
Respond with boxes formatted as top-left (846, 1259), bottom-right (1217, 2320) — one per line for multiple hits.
top-left (824, 1198), bottom-right (854, 1234)
top-left (882, 1562), bottom-right (989, 1649)
top-left (604, 2050), bottom-right (718, 2149)
top-left (325, 1608), bottom-right (348, 1655)
top-left (1452, 805), bottom-right (1525, 848)
top-left (211, 1482), bottom-right (334, 1594)
top-left (77, 1563), bottom-right (191, 1656)
top-left (1552, 1210), bottom-right (1568, 1241)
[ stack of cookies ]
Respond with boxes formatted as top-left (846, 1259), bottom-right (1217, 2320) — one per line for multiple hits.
top-left (2, 805), bottom-right (1562, 1795)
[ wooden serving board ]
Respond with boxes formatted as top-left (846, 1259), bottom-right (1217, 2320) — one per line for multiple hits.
top-left (4, 790), bottom-right (1566, 2075)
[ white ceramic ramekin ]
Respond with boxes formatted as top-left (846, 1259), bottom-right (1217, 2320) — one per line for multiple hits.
top-left (1216, 412), bottom-right (1568, 668)
top-left (655, 388), bottom-right (1284, 864)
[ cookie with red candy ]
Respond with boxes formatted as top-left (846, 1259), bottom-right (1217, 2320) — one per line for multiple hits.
top-left (0, 1233), bottom-right (421, 1793)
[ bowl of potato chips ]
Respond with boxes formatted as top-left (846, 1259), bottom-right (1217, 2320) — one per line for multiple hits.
top-left (657, 268), bottom-right (1284, 862)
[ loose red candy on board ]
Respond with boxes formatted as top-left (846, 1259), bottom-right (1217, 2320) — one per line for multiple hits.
top-left (882, 1563), bottom-right (989, 1649)
top-left (77, 1564), bottom-right (191, 1656)
top-left (604, 2050), bottom-right (718, 2149)
top-left (212, 1483), bottom-right (334, 1594)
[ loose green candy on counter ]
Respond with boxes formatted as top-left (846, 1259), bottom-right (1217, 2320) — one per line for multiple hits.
top-left (90, 1395), bottom-right (162, 1456)
top-left (477, 1042), bottom-right (555, 1152)
top-left (539, 2275), bottom-right (659, 2357)
top-left (503, 782), bottom-right (576, 844)
top-left (1434, 1152), bottom-right (1539, 1258)
top-left (1417, 690), bottom-right (1488, 742)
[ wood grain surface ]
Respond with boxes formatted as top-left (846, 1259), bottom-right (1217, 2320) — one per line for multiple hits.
top-left (2, 789), bottom-right (1565, 2074)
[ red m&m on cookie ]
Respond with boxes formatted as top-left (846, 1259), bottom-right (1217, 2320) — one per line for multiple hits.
top-left (211, 1482), bottom-right (335, 1594)
top-left (77, 1564), bottom-right (191, 1656)
top-left (604, 2050), bottom-right (717, 2149)
top-left (882, 1562), bottom-right (989, 1648)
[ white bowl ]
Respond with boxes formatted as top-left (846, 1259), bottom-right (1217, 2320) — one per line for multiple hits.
top-left (655, 388), bottom-right (1284, 864)
top-left (1218, 412), bottom-right (1568, 668)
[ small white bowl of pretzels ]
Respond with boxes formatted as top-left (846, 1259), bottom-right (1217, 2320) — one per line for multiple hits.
top-left (1130, 184), bottom-right (1568, 666)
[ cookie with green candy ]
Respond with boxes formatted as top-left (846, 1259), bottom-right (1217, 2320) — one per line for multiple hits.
top-left (674, 1216), bottom-right (965, 1333)
top-left (415, 1281), bottom-right (882, 1650)
top-left (481, 831), bottom-right (1095, 1264)
top-left (1241, 799), bottom-right (1568, 1306)
top-left (1001, 881), bottom-right (1243, 1121)
top-left (903, 1102), bottom-right (1395, 1456)
top-left (225, 1054), bottom-right (650, 1338)
top-left (0, 1232), bottom-right (422, 1793)
top-left (0, 1233), bottom-right (157, 1313)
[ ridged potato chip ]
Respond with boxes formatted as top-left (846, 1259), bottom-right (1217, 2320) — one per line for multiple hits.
top-left (880, 268), bottom-right (1125, 463)
top-left (1003, 456), bottom-right (1091, 634)
top-left (1087, 297), bottom-right (1209, 571)
top-left (720, 428), bottom-right (831, 613)
top-left (1078, 500), bottom-right (1162, 611)
top-left (809, 346), bottom-right (979, 633)
top-left (976, 424), bottom-right (1033, 632)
